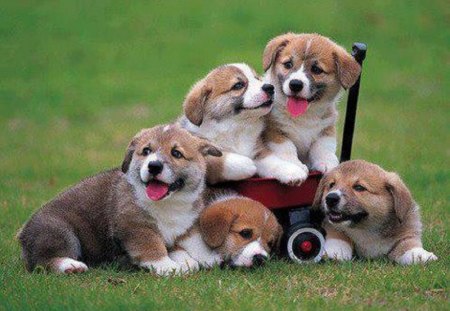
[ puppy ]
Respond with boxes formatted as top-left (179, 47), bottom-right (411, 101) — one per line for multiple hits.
top-left (18, 125), bottom-right (224, 276)
top-left (263, 33), bottom-right (361, 174)
top-left (179, 63), bottom-right (309, 185)
top-left (200, 191), bottom-right (282, 267)
top-left (312, 160), bottom-right (438, 265)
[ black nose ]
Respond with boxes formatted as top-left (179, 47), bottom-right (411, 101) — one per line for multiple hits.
top-left (289, 79), bottom-right (303, 93)
top-left (252, 254), bottom-right (267, 267)
top-left (325, 192), bottom-right (340, 208)
top-left (148, 161), bottom-right (163, 176)
top-left (262, 83), bottom-right (274, 96)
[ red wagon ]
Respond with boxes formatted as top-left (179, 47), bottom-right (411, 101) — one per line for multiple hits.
top-left (231, 43), bottom-right (367, 263)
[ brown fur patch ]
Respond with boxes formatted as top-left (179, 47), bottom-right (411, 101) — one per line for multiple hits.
top-left (183, 65), bottom-right (248, 125)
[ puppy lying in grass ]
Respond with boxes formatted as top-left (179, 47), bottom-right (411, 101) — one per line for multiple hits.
top-left (18, 125), bottom-right (226, 276)
top-left (200, 190), bottom-right (282, 268)
top-left (313, 160), bottom-right (438, 265)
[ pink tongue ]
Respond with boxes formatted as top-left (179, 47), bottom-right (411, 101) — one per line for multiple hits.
top-left (146, 180), bottom-right (169, 201)
top-left (287, 97), bottom-right (309, 117)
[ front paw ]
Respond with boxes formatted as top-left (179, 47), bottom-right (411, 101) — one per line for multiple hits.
top-left (324, 238), bottom-right (353, 261)
top-left (396, 247), bottom-right (438, 265)
top-left (311, 156), bottom-right (339, 174)
top-left (140, 256), bottom-right (183, 276)
top-left (224, 153), bottom-right (257, 180)
top-left (275, 162), bottom-right (309, 186)
top-left (169, 250), bottom-right (200, 273)
top-left (198, 252), bottom-right (223, 269)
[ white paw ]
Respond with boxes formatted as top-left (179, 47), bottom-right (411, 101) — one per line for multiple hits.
top-left (311, 156), bottom-right (339, 174)
top-left (397, 247), bottom-right (438, 265)
top-left (197, 252), bottom-right (223, 269)
top-left (169, 250), bottom-right (200, 273)
top-left (223, 153), bottom-right (257, 180)
top-left (324, 238), bottom-right (353, 261)
top-left (51, 257), bottom-right (88, 274)
top-left (275, 162), bottom-right (309, 186)
top-left (140, 256), bottom-right (183, 276)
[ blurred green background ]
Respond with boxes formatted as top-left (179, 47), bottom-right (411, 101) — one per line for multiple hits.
top-left (1, 1), bottom-right (448, 310)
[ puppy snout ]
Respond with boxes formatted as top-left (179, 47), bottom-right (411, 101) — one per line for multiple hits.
top-left (252, 254), bottom-right (267, 267)
top-left (148, 161), bottom-right (163, 176)
top-left (262, 83), bottom-right (274, 96)
top-left (325, 192), bottom-right (340, 209)
top-left (289, 79), bottom-right (303, 93)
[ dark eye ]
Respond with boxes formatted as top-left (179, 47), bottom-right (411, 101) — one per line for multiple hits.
top-left (311, 64), bottom-right (324, 74)
top-left (283, 60), bottom-right (293, 69)
top-left (353, 184), bottom-right (367, 192)
top-left (239, 229), bottom-right (253, 239)
top-left (171, 148), bottom-right (183, 159)
top-left (329, 182), bottom-right (335, 189)
top-left (232, 81), bottom-right (245, 90)
top-left (142, 147), bottom-right (152, 156)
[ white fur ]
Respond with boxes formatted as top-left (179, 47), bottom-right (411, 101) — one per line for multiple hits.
top-left (232, 240), bottom-right (268, 267)
top-left (223, 153), bottom-right (257, 180)
top-left (184, 117), bottom-right (264, 159)
top-left (140, 256), bottom-right (183, 276)
top-left (52, 257), bottom-right (88, 274)
top-left (282, 65), bottom-right (312, 99)
top-left (177, 232), bottom-right (223, 268)
top-left (309, 136), bottom-right (339, 173)
top-left (142, 188), bottom-right (203, 247)
top-left (344, 228), bottom-right (395, 259)
top-left (169, 250), bottom-right (200, 272)
top-left (231, 63), bottom-right (269, 110)
top-left (255, 154), bottom-right (308, 185)
top-left (139, 152), bottom-right (174, 184)
top-left (396, 247), bottom-right (438, 265)
top-left (324, 238), bottom-right (353, 261)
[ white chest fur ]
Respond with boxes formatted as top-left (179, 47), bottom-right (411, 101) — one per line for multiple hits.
top-left (271, 104), bottom-right (337, 161)
top-left (137, 190), bottom-right (202, 247)
top-left (346, 228), bottom-right (395, 258)
top-left (183, 117), bottom-right (264, 158)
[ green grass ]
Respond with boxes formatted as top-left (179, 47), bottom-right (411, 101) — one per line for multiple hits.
top-left (1, 0), bottom-right (449, 310)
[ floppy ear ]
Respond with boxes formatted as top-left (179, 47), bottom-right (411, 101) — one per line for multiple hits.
top-left (183, 79), bottom-right (210, 126)
top-left (199, 142), bottom-right (223, 158)
top-left (262, 33), bottom-right (296, 71)
top-left (333, 47), bottom-right (361, 89)
top-left (385, 172), bottom-right (414, 223)
top-left (312, 175), bottom-right (328, 211)
top-left (200, 204), bottom-right (237, 248)
top-left (121, 130), bottom-right (144, 173)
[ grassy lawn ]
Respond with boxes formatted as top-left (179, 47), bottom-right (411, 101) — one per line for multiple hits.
top-left (1, 0), bottom-right (448, 310)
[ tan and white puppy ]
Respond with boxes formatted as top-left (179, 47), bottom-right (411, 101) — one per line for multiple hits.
top-left (263, 33), bottom-right (361, 174)
top-left (200, 191), bottom-right (282, 267)
top-left (312, 160), bottom-right (438, 265)
top-left (18, 125), bottom-right (224, 276)
top-left (180, 63), bottom-right (308, 185)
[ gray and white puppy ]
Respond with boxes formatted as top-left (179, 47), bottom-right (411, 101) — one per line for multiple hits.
top-left (18, 125), bottom-right (223, 276)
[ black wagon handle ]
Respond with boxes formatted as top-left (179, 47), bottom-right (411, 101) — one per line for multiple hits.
top-left (340, 42), bottom-right (367, 163)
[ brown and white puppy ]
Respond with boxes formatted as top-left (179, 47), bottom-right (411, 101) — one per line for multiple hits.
top-left (179, 63), bottom-right (309, 185)
top-left (18, 125), bottom-right (224, 276)
top-left (262, 33), bottom-right (361, 174)
top-left (312, 160), bottom-right (438, 265)
top-left (200, 191), bottom-right (282, 267)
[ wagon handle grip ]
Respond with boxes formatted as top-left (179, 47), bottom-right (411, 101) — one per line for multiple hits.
top-left (340, 42), bottom-right (367, 163)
